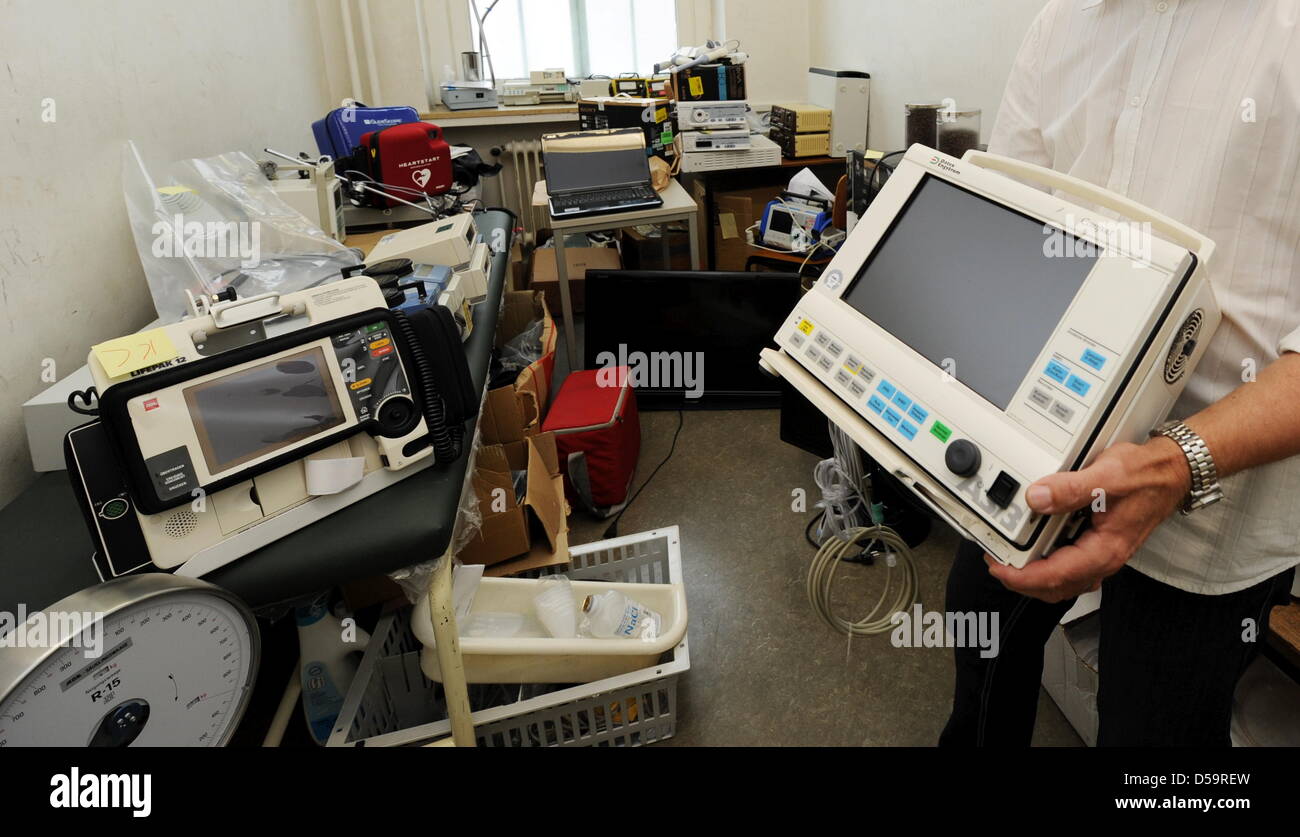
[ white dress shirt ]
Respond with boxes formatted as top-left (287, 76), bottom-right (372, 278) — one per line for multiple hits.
top-left (990, 0), bottom-right (1300, 594)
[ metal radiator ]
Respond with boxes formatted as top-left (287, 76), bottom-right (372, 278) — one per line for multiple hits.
top-left (501, 140), bottom-right (546, 245)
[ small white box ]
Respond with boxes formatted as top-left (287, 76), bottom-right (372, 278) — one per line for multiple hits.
top-left (23, 363), bottom-right (98, 472)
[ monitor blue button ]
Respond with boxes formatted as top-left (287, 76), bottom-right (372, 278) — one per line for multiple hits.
top-left (891, 391), bottom-right (913, 412)
top-left (876, 379), bottom-right (897, 400)
top-left (899, 420), bottom-right (918, 440)
top-left (1045, 360), bottom-right (1069, 383)
top-left (1080, 348), bottom-right (1106, 371)
top-left (866, 395), bottom-right (886, 414)
top-left (882, 408), bottom-right (902, 427)
top-left (1066, 375), bottom-right (1092, 397)
top-left (907, 404), bottom-right (928, 424)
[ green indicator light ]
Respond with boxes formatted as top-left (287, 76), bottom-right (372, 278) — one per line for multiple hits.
top-left (100, 498), bottom-right (130, 520)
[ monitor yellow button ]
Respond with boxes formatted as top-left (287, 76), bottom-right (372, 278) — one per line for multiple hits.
top-left (349, 377), bottom-right (373, 390)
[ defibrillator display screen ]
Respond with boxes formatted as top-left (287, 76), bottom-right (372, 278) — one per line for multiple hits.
top-left (841, 175), bottom-right (1096, 409)
top-left (184, 347), bottom-right (346, 473)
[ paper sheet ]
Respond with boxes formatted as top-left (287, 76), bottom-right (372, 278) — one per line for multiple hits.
top-left (305, 456), bottom-right (366, 495)
top-left (787, 167), bottom-right (836, 203)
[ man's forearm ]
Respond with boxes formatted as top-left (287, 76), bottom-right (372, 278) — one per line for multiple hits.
top-left (1179, 351), bottom-right (1300, 480)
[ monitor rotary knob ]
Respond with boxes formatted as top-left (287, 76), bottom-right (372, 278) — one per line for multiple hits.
top-left (944, 439), bottom-right (982, 478)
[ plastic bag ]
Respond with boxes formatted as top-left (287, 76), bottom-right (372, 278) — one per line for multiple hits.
top-left (387, 418), bottom-right (487, 601)
top-left (123, 141), bottom-right (360, 322)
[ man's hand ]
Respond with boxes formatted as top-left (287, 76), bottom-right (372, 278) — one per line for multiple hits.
top-left (985, 438), bottom-right (1192, 602)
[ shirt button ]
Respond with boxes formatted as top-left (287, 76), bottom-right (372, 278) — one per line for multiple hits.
top-left (1156, 1), bottom-right (1168, 11)
top-left (1130, 95), bottom-right (1143, 107)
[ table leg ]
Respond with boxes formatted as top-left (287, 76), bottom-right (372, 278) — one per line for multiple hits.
top-left (553, 232), bottom-right (579, 370)
top-left (428, 549), bottom-right (475, 746)
top-left (687, 211), bottom-right (701, 270)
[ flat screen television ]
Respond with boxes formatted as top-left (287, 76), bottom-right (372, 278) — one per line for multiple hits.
top-left (583, 270), bottom-right (802, 409)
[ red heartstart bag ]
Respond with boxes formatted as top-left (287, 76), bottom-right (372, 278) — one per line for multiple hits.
top-left (356, 122), bottom-right (453, 207)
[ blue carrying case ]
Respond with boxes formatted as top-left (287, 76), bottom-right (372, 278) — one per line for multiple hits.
top-left (311, 104), bottom-right (421, 160)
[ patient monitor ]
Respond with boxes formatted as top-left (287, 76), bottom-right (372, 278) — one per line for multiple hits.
top-left (760, 146), bottom-right (1219, 567)
top-left (74, 276), bottom-right (442, 577)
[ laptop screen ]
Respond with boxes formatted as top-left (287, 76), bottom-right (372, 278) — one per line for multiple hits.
top-left (544, 133), bottom-right (651, 194)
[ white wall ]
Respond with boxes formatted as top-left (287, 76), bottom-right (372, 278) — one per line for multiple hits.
top-left (809, 0), bottom-right (1048, 150)
top-left (0, 0), bottom-right (333, 507)
top-left (713, 0), bottom-right (811, 105)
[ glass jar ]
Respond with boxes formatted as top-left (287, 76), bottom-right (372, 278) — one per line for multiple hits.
top-left (937, 108), bottom-right (982, 158)
top-left (904, 103), bottom-right (944, 149)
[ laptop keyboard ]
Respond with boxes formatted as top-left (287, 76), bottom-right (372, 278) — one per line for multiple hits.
top-left (552, 186), bottom-right (659, 212)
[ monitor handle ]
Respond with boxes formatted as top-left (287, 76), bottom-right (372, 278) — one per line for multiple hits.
top-left (962, 150), bottom-right (1216, 266)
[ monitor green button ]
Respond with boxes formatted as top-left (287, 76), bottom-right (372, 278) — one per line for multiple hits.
top-left (930, 421), bottom-right (952, 443)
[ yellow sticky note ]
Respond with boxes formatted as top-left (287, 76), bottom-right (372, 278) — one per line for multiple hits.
top-left (92, 329), bottom-right (180, 377)
top-left (688, 76), bottom-right (703, 97)
top-left (719, 212), bottom-right (739, 240)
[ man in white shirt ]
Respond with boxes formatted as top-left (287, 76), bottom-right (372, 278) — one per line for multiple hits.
top-left (941, 0), bottom-right (1299, 746)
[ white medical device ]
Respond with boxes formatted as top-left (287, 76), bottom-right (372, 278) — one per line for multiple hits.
top-left (365, 213), bottom-right (486, 286)
top-left (265, 154), bottom-right (347, 241)
top-left (78, 276), bottom-right (445, 576)
top-left (760, 146), bottom-right (1219, 567)
top-left (681, 127), bottom-right (751, 152)
top-left (678, 100), bottom-right (748, 130)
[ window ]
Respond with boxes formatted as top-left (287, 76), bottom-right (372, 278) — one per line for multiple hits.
top-left (470, 0), bottom-right (679, 80)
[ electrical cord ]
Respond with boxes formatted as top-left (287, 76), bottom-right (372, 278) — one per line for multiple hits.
top-left (68, 387), bottom-right (99, 417)
top-left (390, 310), bottom-right (459, 462)
top-left (804, 418), bottom-right (919, 636)
top-left (806, 524), bottom-right (919, 636)
top-left (602, 409), bottom-right (684, 539)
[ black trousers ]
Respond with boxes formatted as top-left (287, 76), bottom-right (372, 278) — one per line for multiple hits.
top-left (938, 538), bottom-right (1295, 746)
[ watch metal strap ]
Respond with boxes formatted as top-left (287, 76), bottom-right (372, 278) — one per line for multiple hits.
top-left (1152, 420), bottom-right (1223, 514)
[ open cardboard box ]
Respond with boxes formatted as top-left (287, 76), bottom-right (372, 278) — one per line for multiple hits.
top-left (480, 290), bottom-right (558, 468)
top-left (457, 432), bottom-right (570, 575)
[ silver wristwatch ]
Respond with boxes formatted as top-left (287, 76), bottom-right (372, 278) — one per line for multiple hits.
top-left (1150, 419), bottom-right (1224, 514)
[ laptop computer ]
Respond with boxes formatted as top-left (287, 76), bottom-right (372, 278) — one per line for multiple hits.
top-left (541, 128), bottom-right (664, 219)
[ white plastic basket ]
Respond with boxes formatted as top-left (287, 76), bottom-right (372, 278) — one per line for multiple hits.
top-left (328, 527), bottom-right (689, 747)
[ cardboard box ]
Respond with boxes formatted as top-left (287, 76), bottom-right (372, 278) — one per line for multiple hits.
top-left (480, 291), bottom-right (557, 461)
top-left (509, 239), bottom-right (527, 291)
top-left (712, 184), bottom-right (784, 271)
top-left (457, 432), bottom-right (570, 573)
top-left (529, 244), bottom-right (622, 317)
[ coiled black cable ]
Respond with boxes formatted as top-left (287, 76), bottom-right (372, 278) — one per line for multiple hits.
top-left (68, 387), bottom-right (99, 417)
top-left (390, 310), bottom-right (459, 463)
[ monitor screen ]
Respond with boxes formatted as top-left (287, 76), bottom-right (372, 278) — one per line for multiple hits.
top-left (544, 147), bottom-right (650, 193)
top-left (841, 175), bottom-right (1097, 410)
top-left (185, 347), bottom-right (346, 473)
top-left (584, 270), bottom-right (802, 409)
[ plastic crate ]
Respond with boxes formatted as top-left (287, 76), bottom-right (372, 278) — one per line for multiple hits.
top-left (328, 526), bottom-right (689, 747)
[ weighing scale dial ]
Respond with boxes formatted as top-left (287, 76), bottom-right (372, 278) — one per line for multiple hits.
top-left (0, 574), bottom-right (259, 747)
